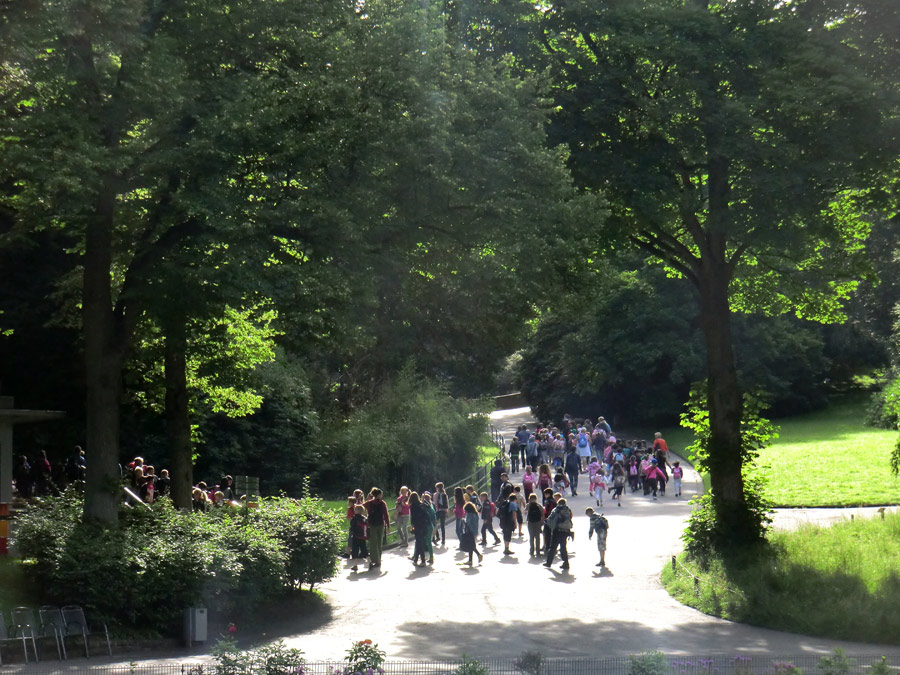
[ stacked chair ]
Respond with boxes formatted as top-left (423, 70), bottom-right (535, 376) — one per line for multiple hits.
top-left (0, 605), bottom-right (110, 663)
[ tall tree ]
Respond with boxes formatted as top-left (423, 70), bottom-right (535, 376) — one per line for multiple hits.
top-left (526, 0), bottom-right (900, 545)
top-left (1, 0), bottom-right (352, 522)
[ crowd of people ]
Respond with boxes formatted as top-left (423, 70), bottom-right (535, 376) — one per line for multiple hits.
top-left (12, 446), bottom-right (85, 497)
top-left (13, 446), bottom-right (241, 513)
top-left (123, 455), bottom-right (242, 510)
top-left (342, 417), bottom-right (683, 573)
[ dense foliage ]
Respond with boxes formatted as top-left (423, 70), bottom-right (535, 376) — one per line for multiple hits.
top-left (14, 492), bottom-right (343, 635)
top-left (316, 367), bottom-right (490, 495)
top-left (518, 261), bottom-right (853, 427)
top-left (1, 0), bottom-right (898, 541)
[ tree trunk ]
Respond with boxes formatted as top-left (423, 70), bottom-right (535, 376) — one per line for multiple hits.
top-left (165, 318), bottom-right (193, 509)
top-left (82, 192), bottom-right (123, 525)
top-left (697, 260), bottom-right (754, 544)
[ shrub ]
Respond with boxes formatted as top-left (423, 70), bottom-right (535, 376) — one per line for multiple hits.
top-left (515, 651), bottom-right (544, 675)
top-left (344, 639), bottom-right (386, 674)
top-left (818, 649), bottom-right (852, 675)
top-left (242, 490), bottom-right (343, 589)
top-left (628, 651), bottom-right (668, 675)
top-left (14, 493), bottom-right (342, 635)
top-left (211, 637), bottom-right (306, 675)
top-left (454, 656), bottom-right (490, 675)
top-left (14, 488), bottom-right (82, 576)
top-left (318, 366), bottom-right (489, 493)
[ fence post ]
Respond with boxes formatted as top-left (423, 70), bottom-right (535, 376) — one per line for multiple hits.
top-left (694, 577), bottom-right (700, 597)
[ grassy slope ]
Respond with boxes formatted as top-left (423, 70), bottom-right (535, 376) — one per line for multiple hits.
top-left (661, 512), bottom-right (900, 644)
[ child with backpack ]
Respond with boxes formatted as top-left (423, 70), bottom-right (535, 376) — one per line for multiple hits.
top-left (553, 469), bottom-right (570, 496)
top-left (349, 504), bottom-right (369, 571)
top-left (590, 468), bottom-right (608, 507)
top-left (671, 461), bottom-right (684, 497)
top-left (586, 507), bottom-right (608, 567)
top-left (479, 491), bottom-right (501, 546)
top-left (522, 466), bottom-right (536, 499)
top-left (433, 482), bottom-right (449, 545)
top-left (514, 485), bottom-right (527, 536)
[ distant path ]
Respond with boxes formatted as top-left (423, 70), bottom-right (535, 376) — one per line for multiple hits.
top-left (15, 407), bottom-right (898, 671)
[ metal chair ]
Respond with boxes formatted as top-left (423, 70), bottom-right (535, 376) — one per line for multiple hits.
top-left (0, 610), bottom-right (32, 664)
top-left (10, 607), bottom-right (39, 663)
top-left (61, 605), bottom-right (111, 658)
top-left (38, 606), bottom-right (67, 660)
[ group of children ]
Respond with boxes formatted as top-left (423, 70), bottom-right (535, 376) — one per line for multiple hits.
top-left (123, 455), bottom-right (242, 510)
top-left (344, 477), bottom-right (614, 571)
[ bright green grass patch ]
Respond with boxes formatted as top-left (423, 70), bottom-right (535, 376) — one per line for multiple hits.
top-left (756, 396), bottom-right (900, 507)
top-left (643, 395), bottom-right (900, 507)
top-left (661, 511), bottom-right (900, 644)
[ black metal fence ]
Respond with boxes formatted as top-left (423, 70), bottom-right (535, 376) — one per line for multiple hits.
top-left (4, 655), bottom-right (900, 675)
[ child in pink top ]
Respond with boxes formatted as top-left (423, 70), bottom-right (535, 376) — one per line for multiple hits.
top-left (590, 469), bottom-right (608, 507)
top-left (396, 487), bottom-right (411, 546)
top-left (672, 461), bottom-right (684, 497)
top-left (522, 467), bottom-right (536, 498)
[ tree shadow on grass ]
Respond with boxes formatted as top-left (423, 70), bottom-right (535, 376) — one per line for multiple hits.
top-left (717, 548), bottom-right (900, 645)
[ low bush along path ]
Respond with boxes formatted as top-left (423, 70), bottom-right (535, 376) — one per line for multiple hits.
top-left (47, 407), bottom-right (900, 669)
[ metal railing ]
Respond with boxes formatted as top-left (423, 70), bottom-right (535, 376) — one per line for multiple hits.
top-left (5, 654), bottom-right (900, 674)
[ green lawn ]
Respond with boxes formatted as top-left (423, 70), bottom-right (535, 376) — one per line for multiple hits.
top-left (634, 394), bottom-right (900, 507)
top-left (661, 511), bottom-right (900, 644)
top-left (756, 396), bottom-right (900, 507)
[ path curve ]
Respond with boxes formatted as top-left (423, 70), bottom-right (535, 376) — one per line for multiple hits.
top-left (280, 407), bottom-right (900, 659)
top-left (21, 407), bottom-right (898, 670)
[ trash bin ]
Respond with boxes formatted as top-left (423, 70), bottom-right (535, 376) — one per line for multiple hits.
top-left (183, 607), bottom-right (207, 646)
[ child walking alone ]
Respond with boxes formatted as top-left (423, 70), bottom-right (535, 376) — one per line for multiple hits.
top-left (672, 461), bottom-right (684, 497)
top-left (586, 507), bottom-right (608, 567)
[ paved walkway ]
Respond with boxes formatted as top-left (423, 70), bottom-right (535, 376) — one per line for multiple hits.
top-left (8, 408), bottom-right (899, 671)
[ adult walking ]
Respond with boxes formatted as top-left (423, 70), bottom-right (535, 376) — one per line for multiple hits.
top-left (497, 483), bottom-right (517, 555)
top-left (543, 497), bottom-right (573, 570)
top-left (409, 492), bottom-right (429, 566)
top-left (564, 447), bottom-right (580, 496)
top-left (364, 487), bottom-right (390, 569)
top-left (433, 482), bottom-right (449, 545)
top-left (508, 436), bottom-right (520, 474)
top-left (422, 492), bottom-right (437, 563)
top-left (460, 502), bottom-right (483, 566)
top-left (653, 432), bottom-right (671, 478)
top-left (576, 427), bottom-right (592, 471)
top-left (489, 459), bottom-right (504, 502)
top-left (526, 433), bottom-right (540, 470)
top-left (516, 425), bottom-right (530, 470)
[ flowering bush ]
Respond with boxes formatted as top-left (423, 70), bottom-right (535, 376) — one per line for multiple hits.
top-left (340, 639), bottom-right (386, 675)
top-left (212, 637), bottom-right (306, 675)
